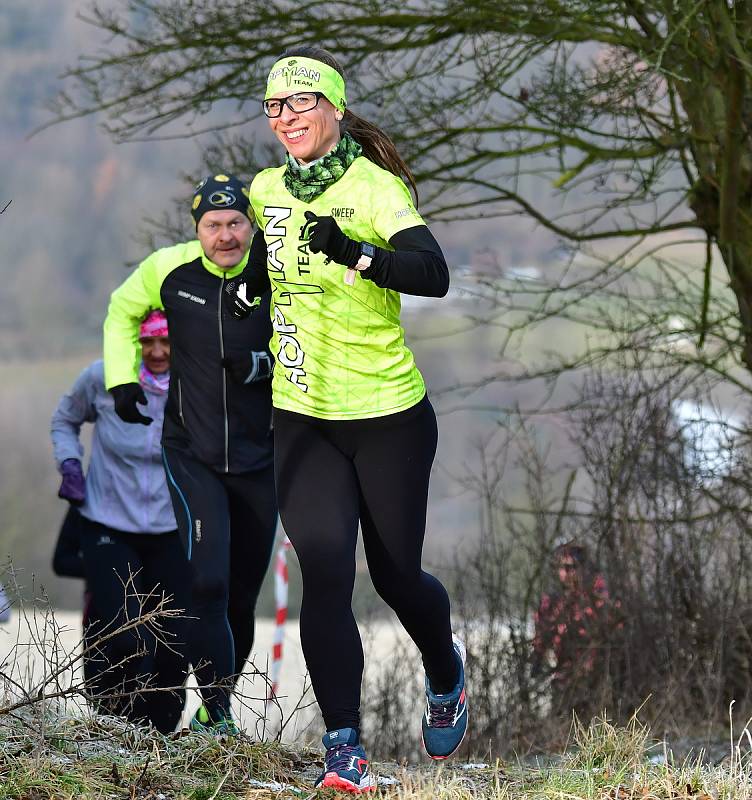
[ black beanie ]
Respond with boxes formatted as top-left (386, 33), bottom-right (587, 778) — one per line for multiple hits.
top-left (191, 174), bottom-right (253, 227)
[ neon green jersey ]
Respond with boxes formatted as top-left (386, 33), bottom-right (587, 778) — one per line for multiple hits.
top-left (250, 156), bottom-right (427, 419)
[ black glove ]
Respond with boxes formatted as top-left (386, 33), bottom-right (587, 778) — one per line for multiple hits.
top-left (110, 382), bottom-right (153, 425)
top-left (224, 276), bottom-right (262, 320)
top-left (221, 351), bottom-right (274, 385)
top-left (303, 211), bottom-right (360, 267)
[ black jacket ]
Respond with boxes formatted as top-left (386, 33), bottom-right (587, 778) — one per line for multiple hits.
top-left (158, 251), bottom-right (274, 473)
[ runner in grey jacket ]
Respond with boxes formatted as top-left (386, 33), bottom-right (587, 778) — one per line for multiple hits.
top-left (49, 311), bottom-right (189, 733)
top-left (51, 360), bottom-right (175, 533)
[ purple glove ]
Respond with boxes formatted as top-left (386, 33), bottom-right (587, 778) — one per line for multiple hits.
top-left (58, 458), bottom-right (85, 506)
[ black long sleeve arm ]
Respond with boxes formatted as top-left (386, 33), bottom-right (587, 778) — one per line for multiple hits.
top-left (360, 225), bottom-right (450, 297)
top-left (241, 229), bottom-right (272, 295)
top-left (236, 225), bottom-right (448, 301)
top-left (224, 230), bottom-right (272, 318)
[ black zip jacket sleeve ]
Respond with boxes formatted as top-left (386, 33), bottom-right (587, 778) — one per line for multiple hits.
top-left (359, 225), bottom-right (449, 297)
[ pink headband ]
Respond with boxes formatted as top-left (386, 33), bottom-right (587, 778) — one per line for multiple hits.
top-left (139, 309), bottom-right (168, 340)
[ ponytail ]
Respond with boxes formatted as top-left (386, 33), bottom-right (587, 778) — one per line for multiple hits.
top-left (277, 46), bottom-right (419, 205)
top-left (341, 110), bottom-right (419, 205)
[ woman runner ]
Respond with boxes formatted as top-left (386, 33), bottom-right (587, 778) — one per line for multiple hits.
top-left (51, 311), bottom-right (188, 732)
top-left (226, 47), bottom-right (468, 791)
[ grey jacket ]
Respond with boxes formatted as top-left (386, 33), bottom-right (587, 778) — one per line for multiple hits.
top-left (50, 360), bottom-right (176, 534)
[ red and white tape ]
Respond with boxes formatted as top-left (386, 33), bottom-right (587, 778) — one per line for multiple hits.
top-left (268, 536), bottom-right (292, 702)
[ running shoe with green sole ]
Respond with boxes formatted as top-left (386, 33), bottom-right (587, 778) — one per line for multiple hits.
top-left (189, 704), bottom-right (239, 736)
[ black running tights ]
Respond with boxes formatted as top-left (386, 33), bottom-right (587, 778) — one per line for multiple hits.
top-left (273, 395), bottom-right (458, 732)
top-left (80, 518), bottom-right (190, 733)
top-left (162, 448), bottom-right (277, 719)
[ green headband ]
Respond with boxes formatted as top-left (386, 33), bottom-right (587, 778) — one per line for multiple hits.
top-left (265, 56), bottom-right (347, 113)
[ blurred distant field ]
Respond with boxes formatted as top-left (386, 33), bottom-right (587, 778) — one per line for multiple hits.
top-left (0, 354), bottom-right (96, 608)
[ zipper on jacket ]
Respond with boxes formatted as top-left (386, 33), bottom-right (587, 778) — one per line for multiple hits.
top-left (218, 277), bottom-right (229, 473)
top-left (144, 396), bottom-right (156, 528)
top-left (178, 378), bottom-right (185, 425)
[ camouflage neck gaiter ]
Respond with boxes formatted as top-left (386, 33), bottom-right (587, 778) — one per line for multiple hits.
top-left (283, 133), bottom-right (362, 203)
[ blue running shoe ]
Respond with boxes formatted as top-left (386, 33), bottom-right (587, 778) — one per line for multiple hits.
top-left (315, 727), bottom-right (376, 793)
top-left (421, 636), bottom-right (468, 759)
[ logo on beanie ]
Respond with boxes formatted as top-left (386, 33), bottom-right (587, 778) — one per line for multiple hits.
top-left (191, 174), bottom-right (250, 226)
top-left (209, 190), bottom-right (236, 207)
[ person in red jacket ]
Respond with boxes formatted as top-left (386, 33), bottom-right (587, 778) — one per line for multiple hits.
top-left (533, 541), bottom-right (622, 717)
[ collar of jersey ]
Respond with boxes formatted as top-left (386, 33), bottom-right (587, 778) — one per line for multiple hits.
top-left (200, 248), bottom-right (250, 279)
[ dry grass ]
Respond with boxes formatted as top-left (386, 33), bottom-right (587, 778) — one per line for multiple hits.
top-left (0, 709), bottom-right (308, 799)
top-left (2, 709), bottom-right (752, 800)
top-left (2, 581), bottom-right (751, 798)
